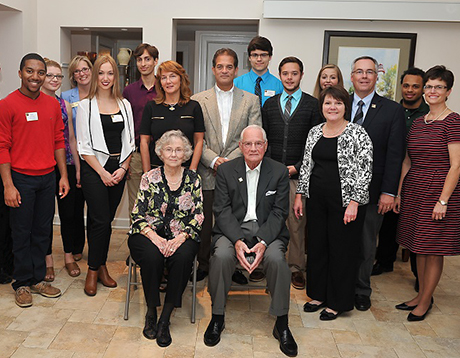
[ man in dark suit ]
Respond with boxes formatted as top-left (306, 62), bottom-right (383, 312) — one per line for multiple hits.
top-left (204, 125), bottom-right (297, 357)
top-left (350, 56), bottom-right (406, 311)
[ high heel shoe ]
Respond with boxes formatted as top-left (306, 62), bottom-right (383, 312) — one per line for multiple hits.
top-left (98, 265), bottom-right (117, 288)
top-left (84, 269), bottom-right (98, 296)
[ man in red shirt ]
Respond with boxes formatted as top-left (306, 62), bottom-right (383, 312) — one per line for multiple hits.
top-left (0, 53), bottom-right (70, 307)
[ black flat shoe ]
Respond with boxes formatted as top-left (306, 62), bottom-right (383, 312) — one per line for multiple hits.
top-left (273, 324), bottom-right (298, 357)
top-left (319, 308), bottom-right (341, 321)
top-left (142, 314), bottom-right (157, 340)
top-left (204, 319), bottom-right (225, 347)
top-left (303, 301), bottom-right (326, 313)
top-left (232, 269), bottom-right (248, 285)
top-left (156, 321), bottom-right (172, 347)
top-left (395, 302), bottom-right (417, 311)
top-left (407, 301), bottom-right (433, 322)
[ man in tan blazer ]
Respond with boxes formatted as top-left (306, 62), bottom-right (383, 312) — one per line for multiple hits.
top-left (192, 48), bottom-right (262, 282)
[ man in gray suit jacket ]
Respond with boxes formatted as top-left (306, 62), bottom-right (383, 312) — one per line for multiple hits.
top-left (204, 125), bottom-right (297, 357)
top-left (191, 48), bottom-right (262, 282)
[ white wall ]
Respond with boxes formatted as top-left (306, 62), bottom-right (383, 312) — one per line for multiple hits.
top-left (2, 0), bottom-right (460, 227)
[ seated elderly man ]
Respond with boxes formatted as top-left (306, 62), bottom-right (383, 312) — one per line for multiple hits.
top-left (204, 125), bottom-right (297, 357)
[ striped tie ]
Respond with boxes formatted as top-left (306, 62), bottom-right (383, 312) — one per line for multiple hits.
top-left (354, 100), bottom-right (365, 125)
top-left (284, 95), bottom-right (292, 119)
top-left (255, 77), bottom-right (262, 106)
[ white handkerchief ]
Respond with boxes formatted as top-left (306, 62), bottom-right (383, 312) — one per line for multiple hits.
top-left (265, 190), bottom-right (276, 196)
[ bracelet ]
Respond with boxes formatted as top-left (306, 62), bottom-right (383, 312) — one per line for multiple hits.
top-left (142, 227), bottom-right (153, 236)
top-left (119, 166), bottom-right (128, 173)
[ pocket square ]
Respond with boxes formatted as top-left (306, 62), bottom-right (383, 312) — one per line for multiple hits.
top-left (265, 190), bottom-right (276, 196)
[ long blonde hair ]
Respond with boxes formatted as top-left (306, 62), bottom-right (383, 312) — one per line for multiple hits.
top-left (88, 55), bottom-right (122, 100)
top-left (313, 64), bottom-right (344, 99)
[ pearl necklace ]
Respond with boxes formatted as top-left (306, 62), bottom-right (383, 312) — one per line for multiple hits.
top-left (165, 168), bottom-right (183, 186)
top-left (424, 107), bottom-right (449, 124)
top-left (323, 120), bottom-right (347, 138)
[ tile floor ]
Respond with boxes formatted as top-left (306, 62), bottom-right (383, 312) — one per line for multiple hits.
top-left (1, 227), bottom-right (460, 357)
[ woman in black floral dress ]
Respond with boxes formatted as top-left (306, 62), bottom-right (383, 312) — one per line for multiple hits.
top-left (129, 130), bottom-right (204, 347)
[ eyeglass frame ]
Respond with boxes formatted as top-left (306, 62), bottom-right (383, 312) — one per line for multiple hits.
top-left (424, 85), bottom-right (448, 91)
top-left (352, 69), bottom-right (377, 76)
top-left (241, 141), bottom-right (266, 149)
top-left (249, 53), bottom-right (270, 59)
top-left (46, 74), bottom-right (65, 80)
top-left (73, 67), bottom-right (90, 76)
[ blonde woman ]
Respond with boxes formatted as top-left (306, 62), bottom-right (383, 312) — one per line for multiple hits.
top-left (76, 55), bottom-right (135, 296)
top-left (313, 64), bottom-right (344, 99)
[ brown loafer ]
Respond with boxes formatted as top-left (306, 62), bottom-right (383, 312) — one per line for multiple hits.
top-left (291, 271), bottom-right (306, 290)
top-left (84, 269), bottom-right (98, 296)
top-left (65, 262), bottom-right (81, 277)
top-left (98, 265), bottom-right (117, 288)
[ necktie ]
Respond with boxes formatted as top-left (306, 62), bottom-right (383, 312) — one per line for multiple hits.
top-left (255, 77), bottom-right (262, 106)
top-left (284, 95), bottom-right (292, 119)
top-left (354, 100), bottom-right (364, 125)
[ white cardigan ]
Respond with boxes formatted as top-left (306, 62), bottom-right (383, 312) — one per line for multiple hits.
top-left (76, 97), bottom-right (135, 166)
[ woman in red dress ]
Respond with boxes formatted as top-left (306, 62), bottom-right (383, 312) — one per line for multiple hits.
top-left (395, 65), bottom-right (460, 321)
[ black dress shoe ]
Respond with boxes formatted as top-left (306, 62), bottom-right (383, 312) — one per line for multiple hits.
top-left (319, 308), bottom-right (341, 321)
top-left (407, 306), bottom-right (431, 322)
top-left (371, 263), bottom-right (393, 276)
top-left (273, 324), bottom-right (298, 357)
top-left (156, 321), bottom-right (172, 347)
top-left (303, 301), bottom-right (326, 313)
top-left (249, 269), bottom-right (265, 282)
top-left (355, 294), bottom-right (371, 311)
top-left (232, 269), bottom-right (248, 285)
top-left (204, 319), bottom-right (225, 346)
top-left (142, 314), bottom-right (157, 340)
top-left (190, 268), bottom-right (208, 282)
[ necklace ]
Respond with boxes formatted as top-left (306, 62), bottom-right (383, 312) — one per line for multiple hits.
top-left (165, 102), bottom-right (178, 111)
top-left (165, 168), bottom-right (183, 186)
top-left (323, 120), bottom-right (347, 137)
top-left (424, 106), bottom-right (449, 124)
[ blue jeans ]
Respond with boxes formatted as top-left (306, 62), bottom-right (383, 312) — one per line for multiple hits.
top-left (10, 170), bottom-right (55, 290)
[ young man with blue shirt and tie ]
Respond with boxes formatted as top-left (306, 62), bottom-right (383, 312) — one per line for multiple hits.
top-left (262, 57), bottom-right (321, 290)
top-left (234, 36), bottom-right (283, 107)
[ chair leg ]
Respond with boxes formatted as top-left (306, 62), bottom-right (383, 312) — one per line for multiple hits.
top-left (124, 256), bottom-right (134, 320)
top-left (191, 255), bottom-right (197, 324)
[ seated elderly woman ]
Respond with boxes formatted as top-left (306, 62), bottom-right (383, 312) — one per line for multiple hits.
top-left (128, 130), bottom-right (204, 347)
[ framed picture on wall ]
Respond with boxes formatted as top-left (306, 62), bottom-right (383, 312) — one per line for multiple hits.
top-left (323, 30), bottom-right (417, 101)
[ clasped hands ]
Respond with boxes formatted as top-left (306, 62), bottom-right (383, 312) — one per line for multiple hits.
top-left (235, 239), bottom-right (266, 274)
top-left (149, 232), bottom-right (186, 257)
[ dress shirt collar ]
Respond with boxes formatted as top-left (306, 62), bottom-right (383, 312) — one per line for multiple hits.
top-left (245, 160), bottom-right (262, 173)
top-left (353, 91), bottom-right (375, 107)
top-left (281, 88), bottom-right (302, 103)
top-left (215, 84), bottom-right (234, 94)
top-left (248, 69), bottom-right (271, 83)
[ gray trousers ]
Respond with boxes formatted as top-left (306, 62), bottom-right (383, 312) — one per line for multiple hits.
top-left (208, 221), bottom-right (291, 316)
top-left (355, 204), bottom-right (384, 297)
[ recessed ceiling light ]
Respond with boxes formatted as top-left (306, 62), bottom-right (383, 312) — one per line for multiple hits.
top-left (83, 28), bottom-right (90, 31)
top-left (121, 28), bottom-right (128, 31)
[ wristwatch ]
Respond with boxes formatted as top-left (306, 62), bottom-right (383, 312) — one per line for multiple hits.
top-left (438, 199), bottom-right (448, 206)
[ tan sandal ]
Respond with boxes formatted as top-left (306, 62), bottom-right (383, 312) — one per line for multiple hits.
top-left (65, 262), bottom-right (81, 277)
top-left (44, 267), bottom-right (55, 282)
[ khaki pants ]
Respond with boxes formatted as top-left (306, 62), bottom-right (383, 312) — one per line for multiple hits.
top-left (126, 152), bottom-right (143, 223)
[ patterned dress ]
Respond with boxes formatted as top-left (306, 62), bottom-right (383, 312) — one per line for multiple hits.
top-left (56, 96), bottom-right (74, 165)
top-left (130, 167), bottom-right (204, 241)
top-left (397, 112), bottom-right (460, 255)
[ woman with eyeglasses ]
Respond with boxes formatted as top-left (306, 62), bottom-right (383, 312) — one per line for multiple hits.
top-left (61, 55), bottom-right (93, 262)
top-left (294, 85), bottom-right (373, 320)
top-left (395, 65), bottom-right (460, 321)
top-left (76, 55), bottom-right (135, 296)
top-left (139, 61), bottom-right (205, 172)
top-left (129, 130), bottom-right (203, 347)
top-left (312, 64), bottom-right (344, 100)
top-left (40, 58), bottom-right (81, 281)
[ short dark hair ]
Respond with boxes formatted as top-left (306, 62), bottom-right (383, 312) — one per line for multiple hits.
top-left (278, 56), bottom-right (303, 74)
top-left (319, 85), bottom-right (352, 120)
top-left (20, 53), bottom-right (46, 71)
top-left (133, 43), bottom-right (159, 60)
top-left (400, 67), bottom-right (425, 84)
top-left (424, 65), bottom-right (454, 90)
top-left (352, 56), bottom-right (378, 72)
top-left (212, 48), bottom-right (238, 68)
top-left (247, 36), bottom-right (273, 56)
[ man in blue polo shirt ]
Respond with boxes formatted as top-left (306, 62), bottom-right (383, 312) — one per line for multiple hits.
top-left (234, 36), bottom-right (283, 107)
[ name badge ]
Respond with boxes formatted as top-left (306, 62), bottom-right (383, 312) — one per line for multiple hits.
top-left (111, 114), bottom-right (123, 123)
top-left (26, 112), bottom-right (38, 121)
top-left (264, 90), bottom-right (276, 97)
top-left (70, 102), bottom-right (80, 108)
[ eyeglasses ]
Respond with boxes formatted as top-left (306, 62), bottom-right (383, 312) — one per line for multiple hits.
top-left (250, 53), bottom-right (270, 59)
top-left (242, 141), bottom-right (266, 149)
top-left (73, 67), bottom-right (90, 75)
top-left (163, 147), bottom-right (184, 155)
top-left (46, 74), bottom-right (64, 80)
top-left (424, 85), bottom-right (448, 91)
top-left (352, 69), bottom-right (377, 76)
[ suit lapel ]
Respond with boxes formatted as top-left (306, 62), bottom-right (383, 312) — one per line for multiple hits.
top-left (226, 89), bottom-right (244, 145)
top-left (256, 159), bottom-right (271, 207)
top-left (204, 89), bottom-right (224, 152)
top-left (362, 93), bottom-right (382, 130)
top-left (234, 160), bottom-right (248, 210)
